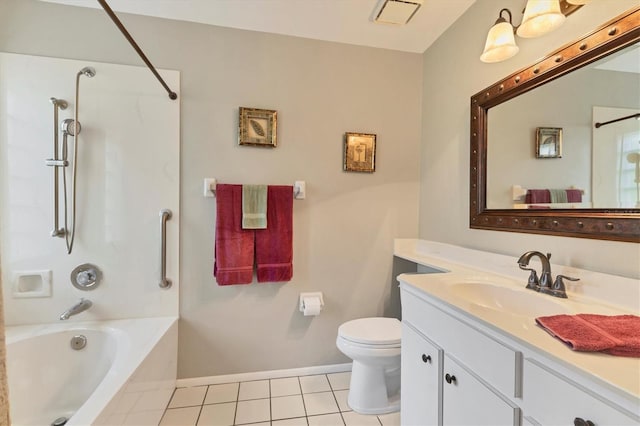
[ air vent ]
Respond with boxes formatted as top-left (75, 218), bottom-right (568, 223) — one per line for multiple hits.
top-left (374, 0), bottom-right (423, 25)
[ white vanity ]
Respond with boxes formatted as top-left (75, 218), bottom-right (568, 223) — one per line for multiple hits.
top-left (395, 239), bottom-right (640, 426)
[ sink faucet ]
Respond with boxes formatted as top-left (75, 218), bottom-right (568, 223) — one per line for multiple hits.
top-left (517, 251), bottom-right (578, 298)
top-left (60, 298), bottom-right (92, 320)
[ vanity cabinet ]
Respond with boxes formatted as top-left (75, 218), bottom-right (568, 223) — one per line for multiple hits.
top-left (400, 283), bottom-right (638, 426)
top-left (401, 290), bottom-right (521, 426)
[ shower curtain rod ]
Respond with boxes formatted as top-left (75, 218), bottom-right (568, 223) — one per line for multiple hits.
top-left (97, 0), bottom-right (178, 100)
top-left (594, 113), bottom-right (640, 128)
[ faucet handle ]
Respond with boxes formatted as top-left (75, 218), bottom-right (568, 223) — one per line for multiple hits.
top-left (518, 265), bottom-right (539, 290)
top-left (554, 274), bottom-right (579, 290)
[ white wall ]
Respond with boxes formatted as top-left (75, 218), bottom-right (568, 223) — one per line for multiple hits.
top-left (420, 0), bottom-right (640, 278)
top-left (0, 53), bottom-right (180, 325)
top-left (0, 0), bottom-right (422, 378)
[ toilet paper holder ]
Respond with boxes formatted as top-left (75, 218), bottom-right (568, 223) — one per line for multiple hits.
top-left (299, 292), bottom-right (324, 315)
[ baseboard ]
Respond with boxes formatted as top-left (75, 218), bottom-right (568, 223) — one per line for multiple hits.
top-left (176, 362), bottom-right (352, 388)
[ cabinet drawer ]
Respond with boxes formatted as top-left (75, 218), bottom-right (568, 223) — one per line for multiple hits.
top-left (523, 359), bottom-right (639, 425)
top-left (401, 288), bottom-right (522, 399)
top-left (443, 354), bottom-right (520, 426)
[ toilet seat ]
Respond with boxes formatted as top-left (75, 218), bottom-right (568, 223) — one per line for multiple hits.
top-left (338, 317), bottom-right (401, 347)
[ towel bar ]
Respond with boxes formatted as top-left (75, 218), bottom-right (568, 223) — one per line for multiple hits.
top-left (204, 178), bottom-right (306, 200)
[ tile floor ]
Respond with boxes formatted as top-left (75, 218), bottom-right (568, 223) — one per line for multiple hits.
top-left (159, 372), bottom-right (400, 426)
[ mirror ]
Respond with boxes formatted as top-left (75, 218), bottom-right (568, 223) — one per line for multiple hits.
top-left (470, 7), bottom-right (640, 242)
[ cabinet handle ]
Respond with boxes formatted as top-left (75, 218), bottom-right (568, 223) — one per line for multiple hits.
top-left (574, 418), bottom-right (595, 426)
top-left (421, 354), bottom-right (432, 363)
top-left (445, 373), bottom-right (456, 384)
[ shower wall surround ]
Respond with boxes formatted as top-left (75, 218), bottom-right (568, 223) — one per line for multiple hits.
top-left (0, 53), bottom-right (180, 324)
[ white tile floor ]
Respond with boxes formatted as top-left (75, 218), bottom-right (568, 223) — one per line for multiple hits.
top-left (159, 372), bottom-right (401, 426)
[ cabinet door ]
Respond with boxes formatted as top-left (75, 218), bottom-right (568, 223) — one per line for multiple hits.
top-left (442, 355), bottom-right (519, 426)
top-left (401, 322), bottom-right (442, 426)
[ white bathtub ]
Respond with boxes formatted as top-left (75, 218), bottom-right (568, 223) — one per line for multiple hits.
top-left (6, 317), bottom-right (177, 426)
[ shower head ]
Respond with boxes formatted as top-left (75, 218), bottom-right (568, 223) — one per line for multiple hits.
top-left (61, 118), bottom-right (81, 136)
top-left (78, 67), bottom-right (96, 78)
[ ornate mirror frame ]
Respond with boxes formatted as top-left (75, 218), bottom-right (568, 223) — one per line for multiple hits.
top-left (470, 7), bottom-right (640, 243)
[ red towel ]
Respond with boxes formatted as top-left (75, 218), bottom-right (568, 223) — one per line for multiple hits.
top-left (566, 189), bottom-right (582, 203)
top-left (526, 189), bottom-right (550, 204)
top-left (536, 314), bottom-right (640, 357)
top-left (255, 185), bottom-right (293, 283)
top-left (214, 184), bottom-right (254, 285)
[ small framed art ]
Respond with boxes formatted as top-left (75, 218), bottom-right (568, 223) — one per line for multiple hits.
top-left (238, 107), bottom-right (277, 147)
top-left (535, 127), bottom-right (562, 158)
top-left (344, 132), bottom-right (376, 173)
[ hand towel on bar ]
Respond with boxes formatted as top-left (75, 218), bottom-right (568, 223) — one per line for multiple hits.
top-left (535, 314), bottom-right (640, 357)
top-left (242, 184), bottom-right (268, 229)
top-left (566, 189), bottom-right (582, 202)
top-left (255, 185), bottom-right (293, 283)
top-left (549, 189), bottom-right (568, 203)
top-left (214, 184), bottom-right (254, 285)
top-left (526, 190), bottom-right (550, 204)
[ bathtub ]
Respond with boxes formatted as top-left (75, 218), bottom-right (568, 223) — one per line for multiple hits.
top-left (6, 316), bottom-right (177, 426)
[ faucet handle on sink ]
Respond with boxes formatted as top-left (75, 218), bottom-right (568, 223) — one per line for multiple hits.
top-left (518, 265), bottom-right (539, 290)
top-left (544, 274), bottom-right (579, 299)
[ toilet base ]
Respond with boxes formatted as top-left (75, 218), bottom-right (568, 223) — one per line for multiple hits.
top-left (347, 360), bottom-right (401, 415)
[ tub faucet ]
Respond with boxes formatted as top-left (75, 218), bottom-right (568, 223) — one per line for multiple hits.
top-left (60, 298), bottom-right (92, 320)
top-left (517, 251), bottom-right (578, 298)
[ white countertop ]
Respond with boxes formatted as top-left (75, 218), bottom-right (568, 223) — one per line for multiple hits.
top-left (394, 239), bottom-right (640, 408)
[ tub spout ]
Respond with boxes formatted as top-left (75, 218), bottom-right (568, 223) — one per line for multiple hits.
top-left (59, 298), bottom-right (92, 320)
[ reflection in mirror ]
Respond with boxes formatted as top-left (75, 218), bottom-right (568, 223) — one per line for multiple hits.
top-left (470, 7), bottom-right (640, 242)
top-left (487, 43), bottom-right (640, 210)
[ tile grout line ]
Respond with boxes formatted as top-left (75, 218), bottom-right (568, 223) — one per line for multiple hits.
top-left (233, 381), bottom-right (241, 425)
top-left (327, 374), bottom-right (347, 426)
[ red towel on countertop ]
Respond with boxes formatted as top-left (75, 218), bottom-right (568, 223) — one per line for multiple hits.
top-left (256, 185), bottom-right (293, 283)
top-left (214, 184), bottom-right (254, 285)
top-left (535, 314), bottom-right (640, 357)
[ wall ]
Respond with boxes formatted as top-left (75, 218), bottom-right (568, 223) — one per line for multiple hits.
top-left (0, 0), bottom-right (422, 378)
top-left (0, 53), bottom-right (180, 325)
top-left (420, 0), bottom-right (640, 279)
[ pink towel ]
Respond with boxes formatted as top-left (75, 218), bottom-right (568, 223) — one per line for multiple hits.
top-left (214, 184), bottom-right (254, 285)
top-left (256, 185), bottom-right (293, 283)
top-left (536, 314), bottom-right (640, 357)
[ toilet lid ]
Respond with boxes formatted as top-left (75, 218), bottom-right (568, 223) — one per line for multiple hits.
top-left (339, 317), bottom-right (401, 346)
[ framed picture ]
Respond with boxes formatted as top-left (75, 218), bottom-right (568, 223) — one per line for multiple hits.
top-left (238, 107), bottom-right (277, 147)
top-left (344, 132), bottom-right (376, 173)
top-left (535, 127), bottom-right (562, 158)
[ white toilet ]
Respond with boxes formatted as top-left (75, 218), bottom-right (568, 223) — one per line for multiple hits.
top-left (336, 317), bottom-right (401, 415)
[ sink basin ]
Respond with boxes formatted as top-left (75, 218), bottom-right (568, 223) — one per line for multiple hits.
top-left (448, 282), bottom-right (571, 318)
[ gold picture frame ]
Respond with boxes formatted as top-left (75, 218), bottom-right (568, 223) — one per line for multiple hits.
top-left (535, 127), bottom-right (562, 158)
top-left (238, 107), bottom-right (277, 147)
top-left (344, 132), bottom-right (376, 173)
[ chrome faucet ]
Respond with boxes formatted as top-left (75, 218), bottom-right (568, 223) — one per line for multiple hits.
top-left (59, 298), bottom-right (92, 320)
top-left (517, 251), bottom-right (578, 298)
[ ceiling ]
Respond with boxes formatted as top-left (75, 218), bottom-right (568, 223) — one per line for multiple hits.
top-left (41, 0), bottom-right (476, 53)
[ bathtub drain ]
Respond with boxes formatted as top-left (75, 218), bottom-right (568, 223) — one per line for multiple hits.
top-left (70, 334), bottom-right (87, 350)
top-left (51, 416), bottom-right (68, 426)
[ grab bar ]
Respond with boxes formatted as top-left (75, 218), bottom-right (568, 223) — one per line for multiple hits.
top-left (47, 97), bottom-right (68, 238)
top-left (159, 209), bottom-right (172, 289)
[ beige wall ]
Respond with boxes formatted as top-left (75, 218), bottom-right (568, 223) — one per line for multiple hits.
top-left (0, 0), bottom-right (422, 378)
top-left (420, 0), bottom-right (640, 278)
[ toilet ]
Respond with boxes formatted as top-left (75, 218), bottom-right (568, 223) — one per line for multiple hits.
top-left (336, 317), bottom-right (401, 415)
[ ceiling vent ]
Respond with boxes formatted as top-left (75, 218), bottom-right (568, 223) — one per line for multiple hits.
top-left (374, 0), bottom-right (423, 25)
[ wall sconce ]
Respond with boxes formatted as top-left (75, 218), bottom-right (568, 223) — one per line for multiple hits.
top-left (480, 0), bottom-right (589, 63)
